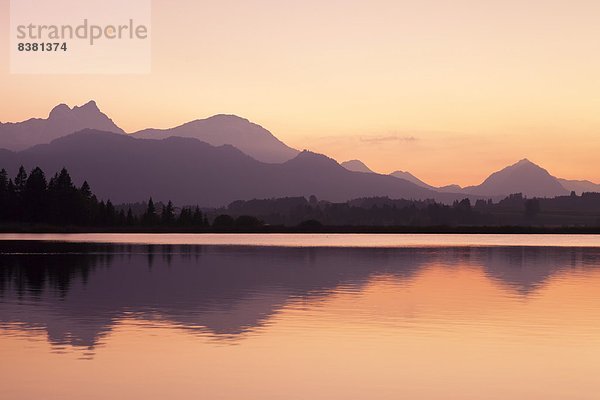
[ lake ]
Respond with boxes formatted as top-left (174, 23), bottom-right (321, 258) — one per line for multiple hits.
top-left (1, 234), bottom-right (600, 399)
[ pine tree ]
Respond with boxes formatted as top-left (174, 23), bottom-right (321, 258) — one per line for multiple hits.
top-left (177, 207), bottom-right (191, 226)
top-left (126, 207), bottom-right (135, 225)
top-left (106, 200), bottom-right (116, 225)
top-left (192, 206), bottom-right (203, 226)
top-left (118, 209), bottom-right (126, 225)
top-left (0, 169), bottom-right (8, 221)
top-left (162, 200), bottom-right (175, 224)
top-left (14, 166), bottom-right (27, 195)
top-left (23, 167), bottom-right (48, 222)
top-left (80, 181), bottom-right (92, 199)
top-left (143, 197), bottom-right (158, 225)
top-left (0, 169), bottom-right (7, 192)
top-left (48, 168), bottom-right (79, 224)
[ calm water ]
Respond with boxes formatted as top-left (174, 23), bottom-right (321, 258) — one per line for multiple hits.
top-left (1, 235), bottom-right (600, 399)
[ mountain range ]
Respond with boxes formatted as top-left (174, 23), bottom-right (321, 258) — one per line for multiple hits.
top-left (342, 158), bottom-right (592, 197)
top-left (0, 130), bottom-right (468, 206)
top-left (0, 100), bottom-right (598, 205)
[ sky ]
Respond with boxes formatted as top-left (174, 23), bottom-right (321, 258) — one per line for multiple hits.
top-left (1, 0), bottom-right (599, 186)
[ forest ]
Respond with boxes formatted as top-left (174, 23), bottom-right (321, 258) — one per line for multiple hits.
top-left (1, 166), bottom-right (600, 232)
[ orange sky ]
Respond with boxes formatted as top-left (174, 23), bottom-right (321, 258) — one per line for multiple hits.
top-left (1, 0), bottom-right (599, 186)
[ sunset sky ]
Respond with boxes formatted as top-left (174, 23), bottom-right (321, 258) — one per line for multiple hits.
top-left (1, 0), bottom-right (599, 186)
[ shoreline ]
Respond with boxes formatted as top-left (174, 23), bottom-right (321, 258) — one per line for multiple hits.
top-left (1, 225), bottom-right (600, 235)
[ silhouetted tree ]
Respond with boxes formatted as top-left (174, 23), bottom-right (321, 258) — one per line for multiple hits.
top-left (161, 200), bottom-right (175, 224)
top-left (105, 200), bottom-right (116, 225)
top-left (142, 197), bottom-right (158, 225)
top-left (213, 214), bottom-right (234, 228)
top-left (80, 181), bottom-right (92, 199)
top-left (0, 169), bottom-right (9, 221)
top-left (298, 219), bottom-right (323, 230)
top-left (192, 206), bottom-right (204, 226)
top-left (23, 167), bottom-right (48, 221)
top-left (525, 198), bottom-right (541, 219)
top-left (14, 166), bottom-right (27, 195)
top-left (235, 215), bottom-right (262, 228)
top-left (47, 168), bottom-right (79, 224)
top-left (126, 207), bottom-right (135, 225)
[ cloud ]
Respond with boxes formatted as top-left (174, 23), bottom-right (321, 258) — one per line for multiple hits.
top-left (359, 135), bottom-right (418, 144)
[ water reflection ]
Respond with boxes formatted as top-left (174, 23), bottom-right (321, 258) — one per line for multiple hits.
top-left (1, 241), bottom-right (599, 351)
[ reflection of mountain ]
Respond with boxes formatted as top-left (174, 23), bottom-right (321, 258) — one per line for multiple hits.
top-left (478, 247), bottom-right (600, 295)
top-left (1, 242), bottom-right (599, 348)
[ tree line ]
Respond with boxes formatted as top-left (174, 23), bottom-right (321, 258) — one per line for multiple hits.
top-left (2, 165), bottom-right (599, 231)
top-left (0, 166), bottom-right (219, 229)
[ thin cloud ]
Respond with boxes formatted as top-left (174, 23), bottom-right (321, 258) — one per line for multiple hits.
top-left (359, 135), bottom-right (418, 144)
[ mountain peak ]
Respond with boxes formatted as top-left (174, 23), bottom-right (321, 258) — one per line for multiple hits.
top-left (0, 101), bottom-right (124, 151)
top-left (390, 170), bottom-right (434, 189)
top-left (133, 114), bottom-right (299, 163)
top-left (341, 159), bottom-right (374, 173)
top-left (286, 150), bottom-right (342, 169)
top-left (465, 159), bottom-right (567, 197)
top-left (206, 114), bottom-right (249, 123)
top-left (48, 103), bottom-right (71, 118)
top-left (73, 100), bottom-right (100, 113)
top-left (515, 158), bottom-right (535, 166)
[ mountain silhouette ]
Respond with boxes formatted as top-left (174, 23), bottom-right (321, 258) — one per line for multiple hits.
top-left (464, 159), bottom-right (569, 198)
top-left (0, 101), bottom-right (124, 151)
top-left (132, 114), bottom-right (299, 163)
top-left (0, 130), bottom-right (473, 206)
top-left (558, 178), bottom-right (600, 195)
top-left (341, 159), bottom-right (375, 173)
top-left (437, 184), bottom-right (464, 193)
top-left (390, 170), bottom-right (434, 188)
top-left (2, 103), bottom-right (597, 201)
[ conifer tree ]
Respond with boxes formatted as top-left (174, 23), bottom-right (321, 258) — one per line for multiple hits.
top-left (162, 200), bottom-right (175, 224)
top-left (143, 197), bottom-right (158, 225)
top-left (14, 165), bottom-right (27, 195)
top-left (23, 167), bottom-right (48, 222)
top-left (126, 207), bottom-right (135, 225)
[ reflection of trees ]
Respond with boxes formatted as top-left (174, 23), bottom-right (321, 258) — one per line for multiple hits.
top-left (0, 242), bottom-right (599, 348)
top-left (0, 242), bottom-right (116, 298)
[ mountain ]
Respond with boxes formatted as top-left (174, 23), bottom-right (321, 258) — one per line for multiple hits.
top-left (341, 159), bottom-right (374, 173)
top-left (390, 170), bottom-right (434, 189)
top-left (390, 170), bottom-right (464, 193)
top-left (0, 101), bottom-right (124, 151)
top-left (464, 159), bottom-right (568, 198)
top-left (558, 178), bottom-right (600, 195)
top-left (438, 184), bottom-right (464, 193)
top-left (132, 114), bottom-right (299, 163)
top-left (0, 130), bottom-right (471, 206)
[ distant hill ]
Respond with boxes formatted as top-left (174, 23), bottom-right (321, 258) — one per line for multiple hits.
top-left (0, 101), bottom-right (124, 151)
top-left (341, 159), bottom-right (375, 173)
top-left (0, 130), bottom-right (473, 206)
top-left (464, 159), bottom-right (568, 198)
top-left (437, 184), bottom-right (464, 193)
top-left (558, 178), bottom-right (600, 195)
top-left (132, 114), bottom-right (299, 163)
top-left (390, 170), bottom-right (434, 189)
